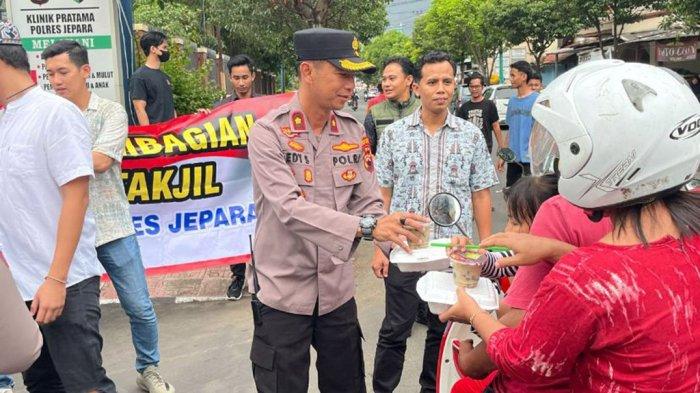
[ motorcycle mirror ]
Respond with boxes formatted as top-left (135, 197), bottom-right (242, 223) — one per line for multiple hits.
top-left (497, 147), bottom-right (528, 173)
top-left (428, 192), bottom-right (463, 227)
top-left (497, 147), bottom-right (516, 163)
top-left (428, 192), bottom-right (512, 252)
top-left (428, 192), bottom-right (471, 237)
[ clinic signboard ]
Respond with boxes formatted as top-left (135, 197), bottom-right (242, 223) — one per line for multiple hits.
top-left (6, 0), bottom-right (124, 103)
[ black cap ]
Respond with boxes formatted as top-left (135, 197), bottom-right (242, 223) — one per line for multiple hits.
top-left (293, 28), bottom-right (376, 74)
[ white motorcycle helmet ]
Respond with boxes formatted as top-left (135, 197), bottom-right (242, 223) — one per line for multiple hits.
top-left (530, 59), bottom-right (700, 209)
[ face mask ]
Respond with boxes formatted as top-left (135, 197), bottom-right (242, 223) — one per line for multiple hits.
top-left (158, 50), bottom-right (170, 63)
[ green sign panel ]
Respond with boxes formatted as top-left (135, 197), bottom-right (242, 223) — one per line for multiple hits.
top-left (22, 35), bottom-right (112, 51)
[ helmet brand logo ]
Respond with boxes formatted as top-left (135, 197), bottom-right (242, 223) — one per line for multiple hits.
top-left (621, 79), bottom-right (657, 112)
top-left (670, 114), bottom-right (700, 140)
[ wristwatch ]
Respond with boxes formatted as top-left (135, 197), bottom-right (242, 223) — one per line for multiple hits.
top-left (497, 147), bottom-right (516, 163)
top-left (359, 215), bottom-right (378, 241)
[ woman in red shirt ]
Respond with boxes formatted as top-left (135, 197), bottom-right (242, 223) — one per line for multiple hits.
top-left (440, 60), bottom-right (700, 392)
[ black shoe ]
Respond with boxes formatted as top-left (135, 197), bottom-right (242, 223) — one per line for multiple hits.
top-left (227, 276), bottom-right (245, 301)
top-left (415, 302), bottom-right (429, 326)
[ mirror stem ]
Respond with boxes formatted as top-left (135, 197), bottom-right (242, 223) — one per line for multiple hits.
top-left (455, 222), bottom-right (470, 238)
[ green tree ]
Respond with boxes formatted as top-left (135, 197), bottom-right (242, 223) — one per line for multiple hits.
top-left (412, 0), bottom-right (506, 79)
top-left (172, 0), bottom-right (389, 77)
top-left (160, 45), bottom-right (224, 115)
top-left (568, 0), bottom-right (665, 58)
top-left (658, 0), bottom-right (699, 32)
top-left (133, 0), bottom-right (206, 45)
top-left (487, 0), bottom-right (581, 71)
top-left (137, 0), bottom-right (389, 93)
top-left (360, 30), bottom-right (419, 83)
top-left (603, 0), bottom-right (662, 56)
top-left (133, 0), bottom-right (224, 114)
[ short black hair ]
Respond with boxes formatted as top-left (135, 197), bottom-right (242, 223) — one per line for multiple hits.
top-left (0, 45), bottom-right (30, 72)
top-left (415, 51), bottom-right (456, 82)
top-left (41, 40), bottom-right (89, 67)
top-left (510, 60), bottom-right (533, 82)
top-left (466, 72), bottom-right (485, 86)
top-left (504, 174), bottom-right (559, 226)
top-left (383, 56), bottom-right (414, 78)
top-left (227, 54), bottom-right (254, 74)
top-left (139, 31), bottom-right (168, 56)
top-left (530, 72), bottom-right (542, 82)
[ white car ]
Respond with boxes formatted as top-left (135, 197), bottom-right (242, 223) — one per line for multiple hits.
top-left (483, 84), bottom-right (516, 130)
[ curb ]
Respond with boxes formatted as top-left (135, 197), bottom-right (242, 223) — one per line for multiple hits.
top-left (100, 295), bottom-right (237, 306)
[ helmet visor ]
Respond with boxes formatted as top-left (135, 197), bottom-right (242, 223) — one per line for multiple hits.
top-left (530, 120), bottom-right (559, 176)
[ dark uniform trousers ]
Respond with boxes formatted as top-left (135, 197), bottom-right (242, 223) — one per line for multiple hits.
top-left (250, 297), bottom-right (366, 393)
top-left (373, 263), bottom-right (447, 393)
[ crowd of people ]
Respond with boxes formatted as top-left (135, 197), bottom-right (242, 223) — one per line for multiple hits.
top-left (0, 22), bottom-right (172, 393)
top-left (1, 18), bottom-right (699, 393)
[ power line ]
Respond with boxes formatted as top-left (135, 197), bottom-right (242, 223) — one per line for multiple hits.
top-left (387, 0), bottom-right (428, 7)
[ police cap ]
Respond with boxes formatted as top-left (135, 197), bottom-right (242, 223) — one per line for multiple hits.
top-left (293, 28), bottom-right (376, 74)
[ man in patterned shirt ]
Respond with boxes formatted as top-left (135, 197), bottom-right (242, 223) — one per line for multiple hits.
top-left (43, 41), bottom-right (174, 393)
top-left (373, 51), bottom-right (498, 393)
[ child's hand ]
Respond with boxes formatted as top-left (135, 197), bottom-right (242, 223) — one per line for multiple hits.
top-left (449, 235), bottom-right (472, 253)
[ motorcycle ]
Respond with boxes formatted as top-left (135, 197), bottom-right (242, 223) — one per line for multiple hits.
top-left (348, 94), bottom-right (359, 111)
top-left (437, 321), bottom-right (497, 393)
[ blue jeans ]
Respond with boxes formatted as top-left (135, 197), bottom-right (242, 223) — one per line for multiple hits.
top-left (0, 375), bottom-right (13, 388)
top-left (97, 234), bottom-right (160, 372)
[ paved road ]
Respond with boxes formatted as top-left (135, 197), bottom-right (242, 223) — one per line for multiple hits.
top-left (11, 98), bottom-right (509, 392)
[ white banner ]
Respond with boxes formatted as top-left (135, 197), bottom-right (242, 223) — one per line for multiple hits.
top-left (127, 156), bottom-right (255, 270)
top-left (123, 93), bottom-right (294, 271)
top-left (7, 0), bottom-right (124, 103)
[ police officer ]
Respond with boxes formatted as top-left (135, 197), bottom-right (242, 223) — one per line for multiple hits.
top-left (247, 28), bottom-right (428, 393)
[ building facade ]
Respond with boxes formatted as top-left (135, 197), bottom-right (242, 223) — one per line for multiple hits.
top-left (386, 0), bottom-right (430, 36)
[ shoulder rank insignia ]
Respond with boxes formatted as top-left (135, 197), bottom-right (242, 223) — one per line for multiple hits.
top-left (288, 140), bottom-right (305, 152)
top-left (280, 126), bottom-right (295, 138)
top-left (291, 111), bottom-right (306, 131)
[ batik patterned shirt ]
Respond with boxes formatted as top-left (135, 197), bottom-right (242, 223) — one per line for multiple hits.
top-left (375, 108), bottom-right (498, 239)
top-left (84, 93), bottom-right (135, 246)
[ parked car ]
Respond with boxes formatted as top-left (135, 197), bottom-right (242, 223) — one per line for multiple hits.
top-left (483, 84), bottom-right (516, 130)
top-left (455, 84), bottom-right (471, 111)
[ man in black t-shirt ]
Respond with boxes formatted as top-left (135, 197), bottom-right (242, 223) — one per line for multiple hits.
top-left (456, 73), bottom-right (505, 153)
top-left (130, 31), bottom-right (175, 125)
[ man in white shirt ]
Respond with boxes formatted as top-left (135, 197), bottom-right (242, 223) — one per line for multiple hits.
top-left (0, 21), bottom-right (116, 392)
top-left (42, 40), bottom-right (174, 393)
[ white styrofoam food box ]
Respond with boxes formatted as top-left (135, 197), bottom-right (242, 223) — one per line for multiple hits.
top-left (416, 271), bottom-right (499, 314)
top-left (389, 238), bottom-right (451, 272)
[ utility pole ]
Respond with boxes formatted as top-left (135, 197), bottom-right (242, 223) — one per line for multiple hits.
top-left (498, 47), bottom-right (504, 84)
top-left (279, 63), bottom-right (285, 93)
